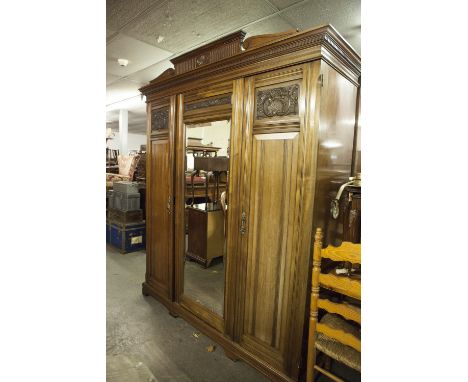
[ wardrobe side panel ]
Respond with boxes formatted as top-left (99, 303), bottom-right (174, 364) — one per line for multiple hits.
top-left (313, 62), bottom-right (358, 246)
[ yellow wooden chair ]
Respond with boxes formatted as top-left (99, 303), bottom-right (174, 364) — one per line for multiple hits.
top-left (306, 228), bottom-right (361, 382)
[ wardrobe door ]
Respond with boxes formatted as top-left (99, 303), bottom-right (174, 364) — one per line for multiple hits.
top-left (237, 63), bottom-right (321, 378)
top-left (143, 97), bottom-right (176, 308)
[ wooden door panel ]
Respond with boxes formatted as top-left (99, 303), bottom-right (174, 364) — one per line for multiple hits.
top-left (243, 132), bottom-right (299, 350)
top-left (238, 65), bottom-right (307, 373)
top-left (149, 139), bottom-right (171, 294)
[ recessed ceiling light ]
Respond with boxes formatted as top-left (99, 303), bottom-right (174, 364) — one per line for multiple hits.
top-left (117, 58), bottom-right (129, 67)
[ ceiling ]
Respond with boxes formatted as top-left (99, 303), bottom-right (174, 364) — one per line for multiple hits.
top-left (106, 0), bottom-right (361, 134)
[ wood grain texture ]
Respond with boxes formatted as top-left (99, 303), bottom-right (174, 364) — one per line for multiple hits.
top-left (243, 132), bottom-right (299, 346)
top-left (186, 207), bottom-right (224, 267)
top-left (319, 274), bottom-right (361, 300)
top-left (237, 63), bottom-right (323, 379)
top-left (224, 78), bottom-right (245, 340)
top-left (171, 31), bottom-right (245, 74)
top-left (174, 94), bottom-right (186, 302)
top-left (286, 62), bottom-right (322, 378)
top-left (180, 295), bottom-right (224, 333)
top-left (317, 299), bottom-right (361, 325)
top-left (321, 241), bottom-right (361, 264)
top-left (144, 96), bottom-right (176, 306)
top-left (148, 139), bottom-right (172, 295)
top-left (243, 30), bottom-right (298, 51)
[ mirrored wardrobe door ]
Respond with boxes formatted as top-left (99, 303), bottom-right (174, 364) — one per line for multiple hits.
top-left (182, 119), bottom-right (231, 317)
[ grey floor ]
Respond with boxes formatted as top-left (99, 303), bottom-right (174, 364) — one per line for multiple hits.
top-left (106, 245), bottom-right (268, 382)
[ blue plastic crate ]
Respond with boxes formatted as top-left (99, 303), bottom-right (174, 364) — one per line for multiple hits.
top-left (110, 221), bottom-right (146, 254)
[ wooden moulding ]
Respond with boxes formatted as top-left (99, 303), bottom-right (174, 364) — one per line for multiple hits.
top-left (171, 30), bottom-right (246, 75)
top-left (142, 281), bottom-right (175, 314)
top-left (140, 24), bottom-right (361, 98)
top-left (242, 29), bottom-right (298, 50)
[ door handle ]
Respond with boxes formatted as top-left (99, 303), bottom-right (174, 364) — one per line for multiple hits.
top-left (240, 211), bottom-right (246, 235)
top-left (167, 195), bottom-right (172, 214)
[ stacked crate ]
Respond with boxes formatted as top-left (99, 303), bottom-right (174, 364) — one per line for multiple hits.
top-left (107, 181), bottom-right (145, 253)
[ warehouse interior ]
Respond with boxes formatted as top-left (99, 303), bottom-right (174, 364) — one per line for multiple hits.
top-left (106, 1), bottom-right (361, 381)
top-left (3, 1), bottom-right (467, 382)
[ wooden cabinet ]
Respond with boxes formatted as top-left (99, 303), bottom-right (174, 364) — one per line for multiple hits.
top-left (140, 26), bottom-right (360, 382)
top-left (186, 205), bottom-right (225, 267)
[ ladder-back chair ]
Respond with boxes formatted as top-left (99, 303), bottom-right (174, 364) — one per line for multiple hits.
top-left (306, 228), bottom-right (361, 382)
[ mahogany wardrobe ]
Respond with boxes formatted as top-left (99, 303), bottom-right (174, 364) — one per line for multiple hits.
top-left (140, 24), bottom-right (361, 382)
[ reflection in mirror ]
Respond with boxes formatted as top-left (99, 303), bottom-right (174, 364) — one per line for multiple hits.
top-left (183, 120), bottom-right (230, 316)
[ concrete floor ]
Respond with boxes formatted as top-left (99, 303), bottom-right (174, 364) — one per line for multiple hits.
top-left (106, 245), bottom-right (268, 382)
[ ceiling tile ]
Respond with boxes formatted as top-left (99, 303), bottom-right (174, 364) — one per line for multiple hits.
top-left (107, 73), bottom-right (121, 85)
top-left (106, 79), bottom-right (143, 106)
top-left (280, 0), bottom-right (361, 53)
top-left (126, 59), bottom-right (174, 84)
top-left (107, 28), bottom-right (117, 38)
top-left (107, 34), bottom-right (173, 77)
top-left (107, 0), bottom-right (165, 31)
top-left (243, 14), bottom-right (294, 39)
top-left (124, 0), bottom-right (276, 54)
top-left (265, 0), bottom-right (304, 11)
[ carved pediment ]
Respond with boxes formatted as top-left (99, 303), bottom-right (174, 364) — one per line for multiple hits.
top-left (170, 30), bottom-right (246, 75)
top-left (140, 25), bottom-right (361, 97)
top-left (243, 29), bottom-right (299, 50)
top-left (150, 68), bottom-right (175, 84)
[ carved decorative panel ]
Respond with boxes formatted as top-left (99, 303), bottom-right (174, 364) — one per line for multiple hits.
top-left (256, 84), bottom-right (299, 119)
top-left (184, 94), bottom-right (231, 112)
top-left (171, 31), bottom-right (246, 75)
top-left (152, 107), bottom-right (169, 131)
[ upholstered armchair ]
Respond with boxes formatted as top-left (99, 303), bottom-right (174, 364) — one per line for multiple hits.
top-left (106, 154), bottom-right (141, 187)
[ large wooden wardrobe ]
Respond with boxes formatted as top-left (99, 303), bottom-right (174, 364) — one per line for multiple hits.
top-left (140, 25), bottom-right (361, 382)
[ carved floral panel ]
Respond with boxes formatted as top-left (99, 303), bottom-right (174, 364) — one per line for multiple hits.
top-left (152, 107), bottom-right (169, 131)
top-left (256, 84), bottom-right (299, 119)
top-left (184, 94), bottom-right (231, 112)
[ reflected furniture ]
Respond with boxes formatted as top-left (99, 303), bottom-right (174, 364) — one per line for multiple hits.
top-left (186, 203), bottom-right (225, 267)
top-left (140, 25), bottom-right (360, 382)
top-left (306, 228), bottom-right (361, 382)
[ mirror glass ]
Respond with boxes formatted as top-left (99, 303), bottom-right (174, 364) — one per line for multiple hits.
top-left (183, 120), bottom-right (230, 316)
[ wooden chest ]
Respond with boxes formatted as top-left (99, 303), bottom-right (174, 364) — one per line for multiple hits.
top-left (109, 221), bottom-right (146, 254)
top-left (186, 204), bottom-right (224, 267)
